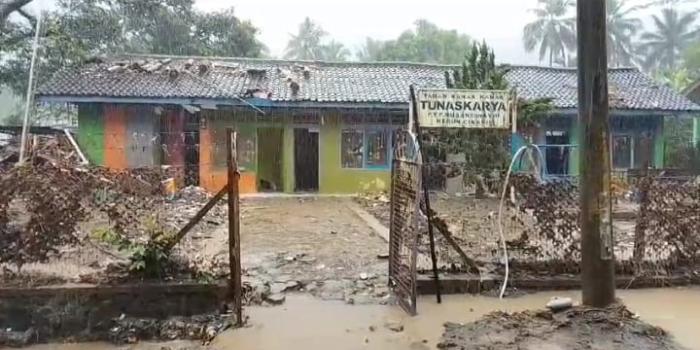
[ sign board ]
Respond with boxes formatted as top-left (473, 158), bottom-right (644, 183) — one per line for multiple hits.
top-left (416, 89), bottom-right (512, 129)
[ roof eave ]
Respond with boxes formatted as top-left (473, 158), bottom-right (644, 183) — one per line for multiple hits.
top-left (36, 95), bottom-right (410, 110)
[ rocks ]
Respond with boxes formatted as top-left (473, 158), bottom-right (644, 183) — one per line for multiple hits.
top-left (264, 293), bottom-right (286, 305)
top-left (359, 273), bottom-right (369, 280)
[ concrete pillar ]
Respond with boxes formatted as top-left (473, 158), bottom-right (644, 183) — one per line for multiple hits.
top-left (654, 120), bottom-right (665, 168)
top-left (282, 125), bottom-right (295, 193)
top-left (568, 119), bottom-right (580, 176)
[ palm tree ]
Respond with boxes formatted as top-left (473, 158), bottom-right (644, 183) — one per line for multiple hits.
top-left (607, 0), bottom-right (643, 67)
top-left (640, 8), bottom-right (698, 71)
top-left (284, 17), bottom-right (327, 60)
top-left (522, 0), bottom-right (576, 67)
top-left (320, 40), bottom-right (350, 61)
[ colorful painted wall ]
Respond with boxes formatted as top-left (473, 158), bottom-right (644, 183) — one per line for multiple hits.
top-left (319, 114), bottom-right (391, 193)
top-left (78, 104), bottom-right (394, 194)
top-left (77, 103), bottom-right (165, 169)
top-left (197, 110), bottom-right (392, 194)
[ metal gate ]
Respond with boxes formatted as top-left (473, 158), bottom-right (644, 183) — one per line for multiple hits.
top-left (388, 130), bottom-right (422, 315)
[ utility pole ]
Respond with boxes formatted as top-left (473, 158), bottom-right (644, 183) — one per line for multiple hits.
top-left (577, 0), bottom-right (616, 307)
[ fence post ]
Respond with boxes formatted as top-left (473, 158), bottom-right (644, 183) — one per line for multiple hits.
top-left (226, 128), bottom-right (243, 325)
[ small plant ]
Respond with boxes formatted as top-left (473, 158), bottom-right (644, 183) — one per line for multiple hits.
top-left (127, 217), bottom-right (175, 278)
top-left (91, 218), bottom-right (176, 279)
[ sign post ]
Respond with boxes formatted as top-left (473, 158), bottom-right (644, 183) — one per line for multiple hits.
top-left (407, 85), bottom-right (513, 305)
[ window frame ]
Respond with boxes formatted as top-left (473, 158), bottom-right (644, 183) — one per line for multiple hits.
top-left (340, 126), bottom-right (395, 170)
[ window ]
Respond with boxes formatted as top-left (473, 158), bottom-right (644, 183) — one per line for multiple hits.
top-left (634, 133), bottom-right (654, 168)
top-left (612, 135), bottom-right (632, 169)
top-left (366, 130), bottom-right (388, 167)
top-left (341, 128), bottom-right (393, 169)
top-left (341, 130), bottom-right (364, 168)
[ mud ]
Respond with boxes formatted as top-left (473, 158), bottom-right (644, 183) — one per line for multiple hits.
top-left (178, 196), bottom-right (391, 304)
top-left (24, 288), bottom-right (700, 350)
top-left (438, 304), bottom-right (682, 350)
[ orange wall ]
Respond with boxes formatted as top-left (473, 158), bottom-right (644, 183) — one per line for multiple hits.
top-left (199, 123), bottom-right (257, 194)
top-left (104, 104), bottom-right (127, 169)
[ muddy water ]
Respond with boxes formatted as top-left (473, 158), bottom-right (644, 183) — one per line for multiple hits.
top-left (21, 288), bottom-right (700, 350)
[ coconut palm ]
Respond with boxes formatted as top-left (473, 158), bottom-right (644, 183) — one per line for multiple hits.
top-left (607, 0), bottom-right (643, 67)
top-left (640, 8), bottom-right (698, 71)
top-left (522, 0), bottom-right (576, 67)
top-left (320, 40), bottom-right (350, 61)
top-left (284, 17), bottom-right (327, 60)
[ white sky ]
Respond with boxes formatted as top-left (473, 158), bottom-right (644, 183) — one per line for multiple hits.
top-left (196, 0), bottom-right (539, 64)
top-left (23, 0), bottom-right (697, 65)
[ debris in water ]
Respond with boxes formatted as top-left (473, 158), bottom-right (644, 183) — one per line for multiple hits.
top-left (546, 297), bottom-right (573, 312)
top-left (385, 321), bottom-right (404, 333)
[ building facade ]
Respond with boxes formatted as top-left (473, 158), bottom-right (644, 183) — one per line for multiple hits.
top-left (37, 56), bottom-right (700, 193)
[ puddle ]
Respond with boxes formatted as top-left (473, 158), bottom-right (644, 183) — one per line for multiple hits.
top-left (22, 288), bottom-right (700, 350)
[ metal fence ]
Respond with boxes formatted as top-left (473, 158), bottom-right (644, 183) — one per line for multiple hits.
top-left (388, 131), bottom-right (422, 315)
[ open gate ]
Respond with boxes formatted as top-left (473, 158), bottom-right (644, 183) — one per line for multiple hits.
top-left (388, 130), bottom-right (422, 315)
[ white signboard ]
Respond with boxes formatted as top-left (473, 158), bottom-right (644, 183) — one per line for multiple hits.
top-left (416, 89), bottom-right (512, 129)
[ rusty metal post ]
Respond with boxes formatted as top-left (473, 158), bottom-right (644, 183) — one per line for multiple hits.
top-left (226, 128), bottom-right (243, 325)
top-left (577, 0), bottom-right (616, 307)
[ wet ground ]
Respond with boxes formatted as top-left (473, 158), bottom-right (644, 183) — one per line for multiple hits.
top-left (178, 196), bottom-right (390, 303)
top-left (24, 287), bottom-right (700, 350)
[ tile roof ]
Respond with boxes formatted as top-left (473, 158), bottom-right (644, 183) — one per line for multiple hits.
top-left (504, 66), bottom-right (700, 112)
top-left (37, 55), bottom-right (700, 112)
top-left (36, 55), bottom-right (449, 104)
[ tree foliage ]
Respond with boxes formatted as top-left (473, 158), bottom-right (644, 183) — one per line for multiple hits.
top-left (357, 19), bottom-right (472, 64)
top-left (0, 0), bottom-right (265, 96)
top-left (607, 0), bottom-right (643, 67)
top-left (284, 17), bottom-right (351, 61)
top-left (640, 8), bottom-right (698, 72)
top-left (522, 0), bottom-right (576, 67)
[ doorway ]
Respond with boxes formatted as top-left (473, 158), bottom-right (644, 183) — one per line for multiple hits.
top-left (294, 128), bottom-right (319, 192)
top-left (257, 127), bottom-right (284, 192)
top-left (545, 131), bottom-right (570, 175)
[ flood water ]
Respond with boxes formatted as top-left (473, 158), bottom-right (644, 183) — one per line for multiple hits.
top-left (22, 288), bottom-right (700, 350)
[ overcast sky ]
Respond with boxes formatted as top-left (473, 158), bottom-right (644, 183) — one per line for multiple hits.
top-left (24, 0), bottom-right (697, 65)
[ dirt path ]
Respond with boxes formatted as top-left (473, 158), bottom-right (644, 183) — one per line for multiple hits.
top-left (180, 196), bottom-right (391, 303)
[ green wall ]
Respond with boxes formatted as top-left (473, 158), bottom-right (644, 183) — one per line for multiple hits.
top-left (77, 103), bottom-right (104, 165)
top-left (319, 115), bottom-right (391, 193)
